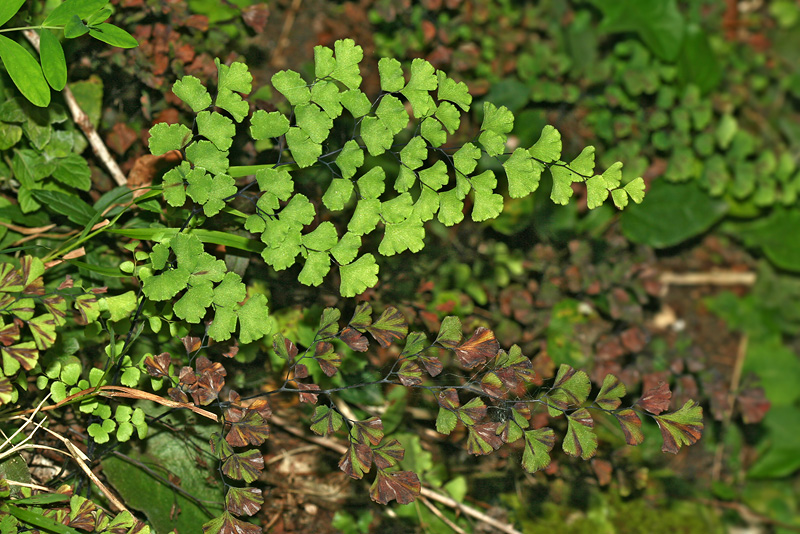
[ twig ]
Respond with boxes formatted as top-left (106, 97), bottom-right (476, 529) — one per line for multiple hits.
top-left (270, 0), bottom-right (302, 68)
top-left (269, 414), bottom-right (523, 534)
top-left (659, 270), bottom-right (756, 290)
top-left (711, 333), bottom-right (748, 482)
top-left (419, 495), bottom-right (469, 534)
top-left (23, 30), bottom-right (127, 187)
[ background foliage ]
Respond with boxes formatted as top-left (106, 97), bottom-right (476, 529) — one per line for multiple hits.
top-left (1, 0), bottom-right (798, 533)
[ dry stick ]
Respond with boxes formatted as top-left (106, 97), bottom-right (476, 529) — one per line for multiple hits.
top-left (419, 495), bottom-right (469, 534)
top-left (711, 333), bottom-right (748, 482)
top-left (23, 30), bottom-right (128, 187)
top-left (269, 414), bottom-right (524, 534)
top-left (658, 270), bottom-right (756, 288)
top-left (270, 0), bottom-right (302, 68)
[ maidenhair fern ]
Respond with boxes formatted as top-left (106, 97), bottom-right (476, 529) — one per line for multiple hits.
top-left (145, 39), bottom-right (645, 321)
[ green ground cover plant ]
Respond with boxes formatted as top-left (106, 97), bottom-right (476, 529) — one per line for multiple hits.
top-left (0, 1), bottom-right (711, 531)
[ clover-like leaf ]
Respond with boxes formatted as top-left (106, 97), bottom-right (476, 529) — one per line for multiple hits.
top-left (339, 442), bottom-right (373, 480)
top-left (614, 408), bottom-right (644, 446)
top-left (148, 123), bottom-right (191, 155)
top-left (250, 110), bottom-right (290, 140)
top-left (437, 70), bottom-right (471, 111)
top-left (529, 125), bottom-right (561, 163)
top-left (595, 374), bottom-right (626, 411)
top-left (272, 69), bottom-right (310, 106)
top-left (522, 428), bottom-right (556, 473)
top-left (378, 57), bottom-right (405, 93)
top-left (504, 147), bottom-right (543, 198)
top-left (563, 408), bottom-right (597, 460)
top-left (401, 58), bottom-right (437, 117)
top-left (466, 422), bottom-right (503, 455)
top-left (173, 75), bottom-right (212, 112)
top-left (547, 364), bottom-right (591, 416)
top-left (310, 405), bottom-right (344, 436)
top-left (366, 306), bottom-right (407, 348)
top-left (654, 400), bottom-right (703, 454)
top-left (453, 326), bottom-right (499, 369)
top-left (221, 449), bottom-right (264, 483)
top-left (225, 487), bottom-right (263, 517)
top-left (637, 381), bottom-right (671, 415)
top-left (369, 469), bottom-right (420, 505)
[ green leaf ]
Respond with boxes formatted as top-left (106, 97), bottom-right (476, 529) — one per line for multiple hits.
top-left (250, 109), bottom-right (289, 140)
top-left (436, 407), bottom-right (458, 435)
top-left (302, 221), bottom-right (338, 251)
top-left (653, 400), bottom-right (703, 453)
top-left (310, 80), bottom-right (342, 118)
top-left (295, 102), bottom-right (333, 143)
top-left (378, 57), bottom-right (405, 92)
top-left (237, 293), bottom-right (270, 345)
top-left (255, 167), bottom-right (293, 209)
top-left (379, 217), bottom-right (424, 256)
top-left (173, 75), bottom-right (212, 112)
top-left (435, 101), bottom-right (460, 134)
top-left (52, 153), bottom-right (91, 190)
top-left (437, 70), bottom-right (471, 111)
top-left (478, 129), bottom-right (506, 157)
top-left (400, 136), bottom-right (427, 171)
top-left (453, 142), bottom-right (481, 176)
top-left (624, 177), bottom-right (645, 203)
top-left (44, 0), bottom-right (107, 26)
top-left (31, 190), bottom-right (96, 225)
top-left (64, 15), bottom-right (89, 39)
top-left (347, 198), bottom-right (381, 235)
top-left (376, 95), bottom-right (409, 135)
top-left (549, 165), bottom-right (575, 205)
top-left (547, 364), bottom-right (591, 416)
top-left (504, 147), bottom-right (543, 198)
top-left (340, 89), bottom-right (371, 118)
top-left (529, 125), bottom-right (561, 163)
top-left (621, 180), bottom-right (727, 248)
top-left (330, 232), bottom-right (360, 264)
top-left (521, 428), bottom-right (555, 473)
top-left (335, 139), bottom-right (363, 180)
top-left (88, 23), bottom-right (138, 48)
top-left (586, 175), bottom-right (609, 209)
top-left (280, 193), bottom-right (315, 226)
top-left (323, 178), bottom-right (354, 211)
top-left (569, 146), bottom-right (595, 177)
top-left (480, 101), bottom-right (514, 135)
top-left (298, 251), bottom-right (331, 287)
top-left (310, 405), bottom-right (344, 435)
top-left (421, 117), bottom-right (446, 147)
top-left (562, 408), bottom-right (597, 460)
top-left (329, 39), bottom-right (363, 89)
top-left (401, 58), bottom-right (437, 116)
top-left (591, 0), bottom-right (686, 61)
top-left (0, 0), bottom-right (25, 27)
top-left (216, 60), bottom-right (252, 121)
top-left (381, 192), bottom-right (413, 223)
top-left (435, 317), bottom-right (462, 349)
top-left (357, 167), bottom-right (385, 199)
top-left (148, 123), bottom-right (191, 155)
top-left (38, 30), bottom-right (67, 91)
top-left (413, 187), bottom-right (439, 222)
top-left (437, 188), bottom-right (464, 226)
top-left (196, 111), bottom-right (235, 151)
top-left (360, 116), bottom-right (393, 156)
top-left (471, 170), bottom-right (503, 222)
top-left (419, 160), bottom-right (450, 191)
top-left (285, 127), bottom-right (322, 168)
top-left (613, 409), bottom-right (644, 446)
top-left (339, 254), bottom-right (379, 297)
top-left (595, 374), bottom-right (626, 410)
top-left (0, 35), bottom-right (50, 107)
